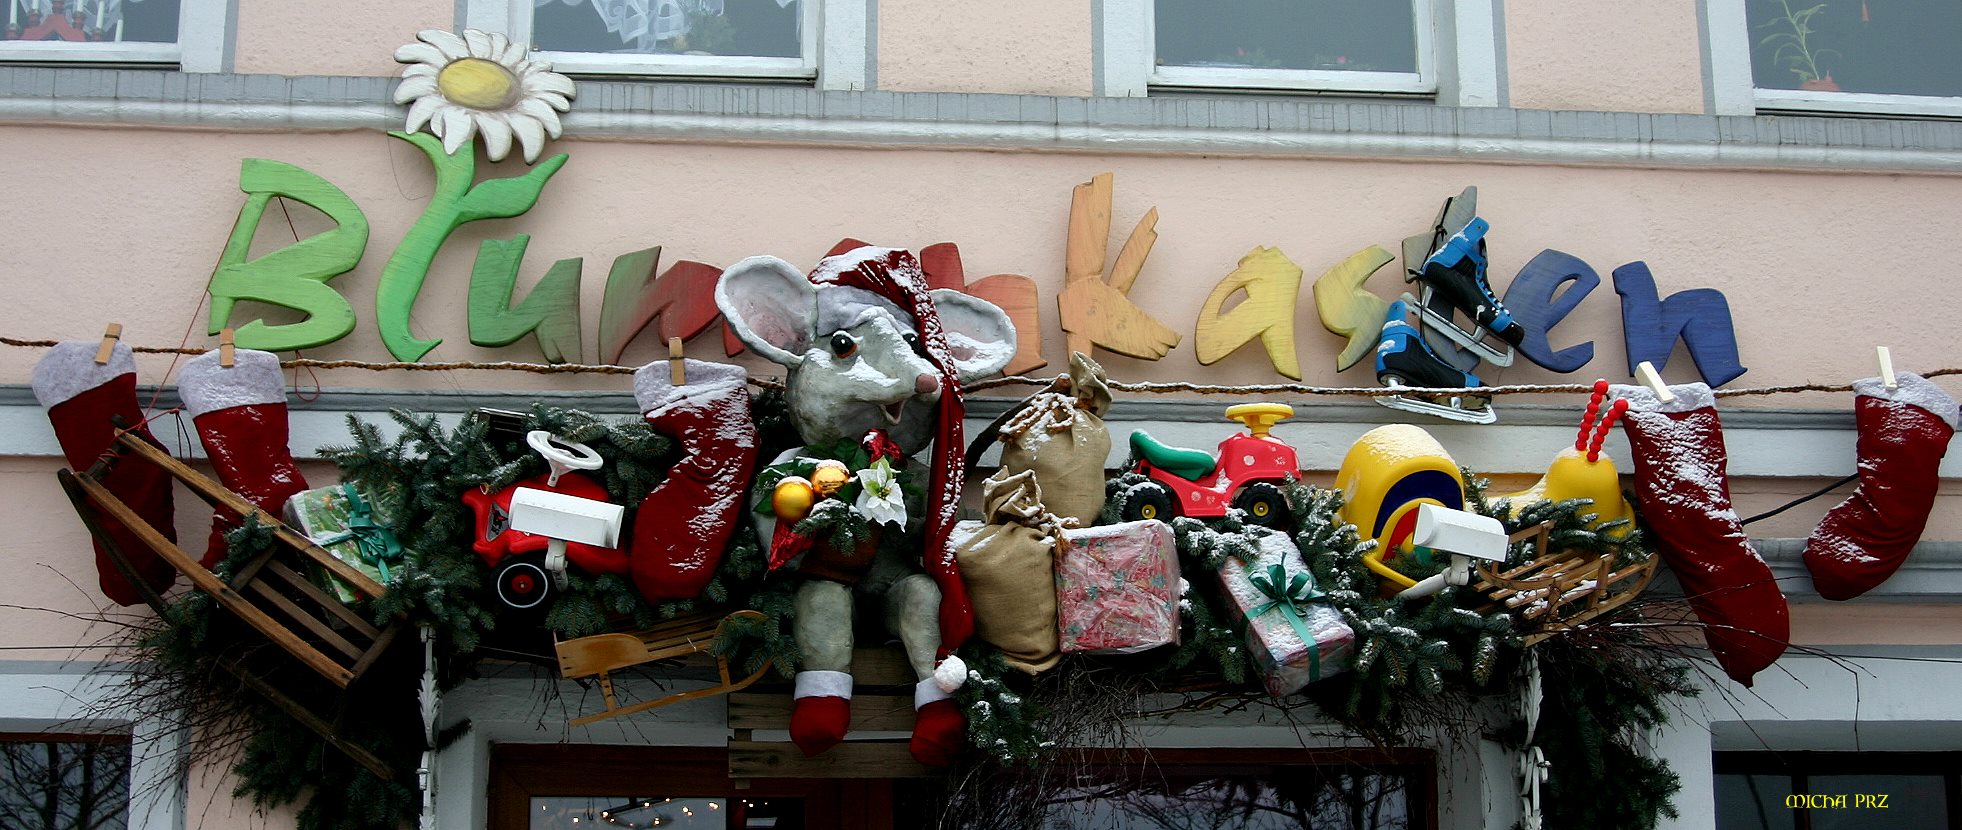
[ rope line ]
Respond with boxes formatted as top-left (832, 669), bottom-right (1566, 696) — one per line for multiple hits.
top-left (5, 336), bottom-right (1955, 399)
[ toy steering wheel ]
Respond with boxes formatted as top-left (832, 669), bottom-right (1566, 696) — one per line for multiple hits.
top-left (1224, 403), bottom-right (1294, 438)
top-left (527, 430), bottom-right (603, 487)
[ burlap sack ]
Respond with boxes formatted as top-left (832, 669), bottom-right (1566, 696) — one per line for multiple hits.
top-left (953, 469), bottom-right (1069, 674)
top-left (998, 353), bottom-right (1113, 526)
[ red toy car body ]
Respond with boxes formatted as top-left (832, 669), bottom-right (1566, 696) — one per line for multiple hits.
top-left (1125, 403), bottom-right (1301, 527)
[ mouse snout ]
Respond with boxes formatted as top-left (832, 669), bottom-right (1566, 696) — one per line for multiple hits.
top-left (914, 372), bottom-right (940, 395)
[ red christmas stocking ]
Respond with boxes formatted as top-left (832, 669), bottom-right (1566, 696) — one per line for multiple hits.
top-left (33, 340), bottom-right (177, 606)
top-left (1803, 373), bottom-right (1957, 600)
top-left (789, 670), bottom-right (852, 757)
top-left (178, 349), bottom-right (310, 569)
top-left (629, 359), bottom-right (759, 601)
top-left (1614, 382), bottom-right (1789, 686)
top-left (910, 662), bottom-right (967, 767)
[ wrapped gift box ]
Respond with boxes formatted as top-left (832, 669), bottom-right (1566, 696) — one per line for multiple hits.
top-left (1218, 531), bottom-right (1355, 696)
top-left (283, 483), bottom-right (402, 604)
top-left (1056, 519), bottom-right (1180, 654)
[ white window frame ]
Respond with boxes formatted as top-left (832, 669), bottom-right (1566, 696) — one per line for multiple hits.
top-left (465, 0), bottom-right (870, 90)
top-left (1705, 0), bottom-right (1962, 117)
top-left (1098, 0), bottom-right (1499, 105)
top-left (0, 668), bottom-right (186, 830)
top-left (0, 0), bottom-right (227, 71)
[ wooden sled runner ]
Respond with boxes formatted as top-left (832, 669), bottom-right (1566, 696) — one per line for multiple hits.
top-left (1471, 523), bottom-right (1660, 646)
top-left (555, 609), bottom-right (775, 727)
top-left (57, 426), bottom-right (405, 779)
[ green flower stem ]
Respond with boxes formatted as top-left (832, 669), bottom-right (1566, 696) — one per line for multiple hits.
top-left (376, 131), bottom-right (568, 362)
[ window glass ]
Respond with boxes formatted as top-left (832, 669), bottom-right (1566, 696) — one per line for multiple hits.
top-left (1748, 0), bottom-right (1962, 96)
top-left (1808, 774), bottom-right (1946, 830)
top-left (0, 737), bottom-right (131, 830)
top-left (1039, 766), bottom-right (1420, 830)
top-left (1714, 773), bottom-right (1796, 830)
top-left (1154, 0), bottom-right (1417, 74)
top-left (530, 0), bottom-right (800, 59)
top-left (3, 0), bottom-right (177, 44)
top-left (529, 795), bottom-right (799, 828)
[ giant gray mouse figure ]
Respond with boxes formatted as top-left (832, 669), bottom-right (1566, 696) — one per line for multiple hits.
top-left (715, 246), bottom-right (1015, 765)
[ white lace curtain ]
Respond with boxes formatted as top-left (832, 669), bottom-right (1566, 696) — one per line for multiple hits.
top-left (534, 0), bottom-right (793, 53)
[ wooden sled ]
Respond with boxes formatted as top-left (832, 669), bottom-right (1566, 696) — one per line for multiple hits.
top-left (57, 426), bottom-right (404, 779)
top-left (556, 609), bottom-right (775, 727)
top-left (1471, 523), bottom-right (1660, 646)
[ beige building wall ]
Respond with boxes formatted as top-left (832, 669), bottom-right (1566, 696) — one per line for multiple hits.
top-left (1504, 0), bottom-right (1710, 113)
top-left (877, 0), bottom-right (1093, 96)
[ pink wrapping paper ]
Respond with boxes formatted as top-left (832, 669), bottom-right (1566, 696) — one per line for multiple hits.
top-left (1217, 532), bottom-right (1355, 696)
top-left (1056, 519), bottom-right (1181, 654)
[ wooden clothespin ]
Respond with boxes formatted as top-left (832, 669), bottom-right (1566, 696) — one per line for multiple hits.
top-left (1635, 361), bottom-right (1674, 403)
top-left (219, 328), bottom-right (236, 368)
top-left (668, 336), bottom-right (685, 386)
top-left (1877, 346), bottom-right (1899, 391)
top-left (93, 323), bottom-right (122, 365)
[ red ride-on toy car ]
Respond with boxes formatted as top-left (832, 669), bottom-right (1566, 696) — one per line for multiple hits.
top-left (1123, 403), bottom-right (1301, 529)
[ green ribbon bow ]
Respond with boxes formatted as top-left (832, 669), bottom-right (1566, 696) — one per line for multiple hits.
top-left (1246, 563), bottom-right (1329, 682)
top-left (316, 484), bottom-right (403, 583)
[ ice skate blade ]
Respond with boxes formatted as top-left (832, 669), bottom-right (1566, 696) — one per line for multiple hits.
top-left (1400, 291), bottom-right (1516, 368)
top-left (1373, 392), bottom-right (1499, 425)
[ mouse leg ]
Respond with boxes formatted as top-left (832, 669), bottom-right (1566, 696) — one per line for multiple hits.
top-left (886, 573), bottom-right (964, 766)
top-left (790, 579), bottom-right (854, 756)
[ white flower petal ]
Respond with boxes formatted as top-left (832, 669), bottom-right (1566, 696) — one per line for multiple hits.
top-left (419, 29), bottom-right (471, 61)
top-left (464, 29), bottom-right (492, 59)
top-left (488, 32), bottom-right (511, 60)
top-left (515, 97), bottom-right (563, 138)
top-left (532, 91), bottom-right (571, 111)
top-left (510, 115), bottom-right (547, 164)
top-left (404, 95), bottom-right (446, 133)
top-left (392, 75), bottom-right (439, 105)
top-left (439, 107), bottom-right (476, 155)
top-left (476, 113), bottom-right (514, 162)
top-left (501, 40), bottom-right (530, 65)
top-left (402, 63), bottom-right (440, 79)
top-left (394, 42), bottom-right (448, 68)
top-left (521, 69), bottom-right (577, 99)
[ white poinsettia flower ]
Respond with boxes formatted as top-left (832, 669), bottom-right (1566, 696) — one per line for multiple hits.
top-left (392, 28), bottom-right (577, 163)
top-left (854, 458), bottom-right (907, 527)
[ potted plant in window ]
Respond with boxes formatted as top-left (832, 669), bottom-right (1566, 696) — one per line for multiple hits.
top-left (1757, 0), bottom-right (1842, 91)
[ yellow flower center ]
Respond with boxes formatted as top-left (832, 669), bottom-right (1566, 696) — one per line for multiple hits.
top-left (437, 58), bottom-right (518, 110)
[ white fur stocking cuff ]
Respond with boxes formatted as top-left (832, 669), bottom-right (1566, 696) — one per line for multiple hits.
top-left (178, 349), bottom-right (286, 417)
top-left (793, 670), bottom-right (853, 701)
top-left (32, 340), bottom-right (135, 408)
top-left (915, 678), bottom-right (954, 709)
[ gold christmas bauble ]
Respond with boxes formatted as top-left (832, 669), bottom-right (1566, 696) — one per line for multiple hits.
top-left (811, 462), bottom-right (851, 497)
top-left (772, 477), bottom-right (816, 522)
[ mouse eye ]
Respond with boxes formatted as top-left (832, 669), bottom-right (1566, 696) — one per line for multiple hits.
top-left (902, 331), bottom-right (924, 356)
top-left (829, 332), bottom-right (858, 359)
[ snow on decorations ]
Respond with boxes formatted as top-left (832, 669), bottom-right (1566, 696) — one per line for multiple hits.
top-left (393, 28), bottom-right (577, 162)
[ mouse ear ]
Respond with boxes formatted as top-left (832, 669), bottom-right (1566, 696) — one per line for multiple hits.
top-left (717, 256), bottom-right (819, 367)
top-left (929, 289), bottom-right (1019, 382)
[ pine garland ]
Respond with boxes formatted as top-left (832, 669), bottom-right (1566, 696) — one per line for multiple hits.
top-left (101, 387), bottom-right (1694, 830)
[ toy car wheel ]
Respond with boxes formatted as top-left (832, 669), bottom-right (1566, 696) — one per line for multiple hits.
top-left (494, 553), bottom-right (555, 612)
top-left (1233, 482), bottom-right (1290, 530)
top-left (1123, 481), bottom-right (1177, 524)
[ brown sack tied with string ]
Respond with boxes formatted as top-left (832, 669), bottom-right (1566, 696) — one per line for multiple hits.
top-left (997, 352), bottom-right (1113, 527)
top-left (952, 469), bottom-right (1073, 674)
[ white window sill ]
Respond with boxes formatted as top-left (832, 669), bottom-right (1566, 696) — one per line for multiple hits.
top-left (1755, 88), bottom-right (1962, 119)
top-left (0, 40), bottom-right (178, 64)
top-left (1150, 66), bottom-right (1435, 96)
top-left (538, 50), bottom-right (814, 81)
